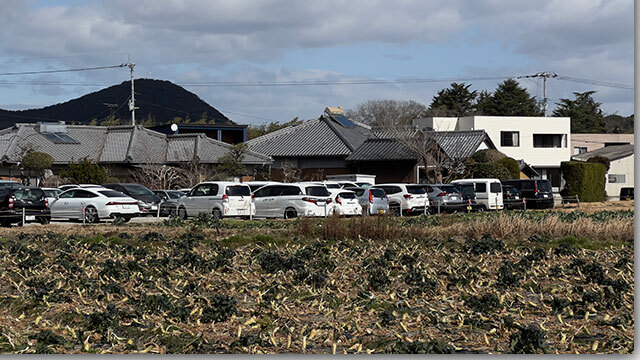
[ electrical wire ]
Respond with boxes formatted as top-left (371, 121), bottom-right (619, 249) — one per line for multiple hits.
top-left (556, 76), bottom-right (633, 90)
top-left (0, 64), bottom-right (128, 76)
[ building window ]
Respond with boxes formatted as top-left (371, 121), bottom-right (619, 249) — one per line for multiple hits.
top-left (573, 146), bottom-right (587, 155)
top-left (501, 131), bottom-right (520, 147)
top-left (608, 174), bottom-right (626, 183)
top-left (533, 134), bottom-right (566, 148)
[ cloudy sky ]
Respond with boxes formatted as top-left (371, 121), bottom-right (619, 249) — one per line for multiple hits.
top-left (0, 0), bottom-right (633, 125)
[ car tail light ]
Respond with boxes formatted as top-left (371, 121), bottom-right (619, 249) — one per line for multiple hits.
top-left (302, 197), bottom-right (317, 204)
top-left (534, 181), bottom-right (538, 194)
top-left (106, 201), bottom-right (139, 206)
top-left (44, 198), bottom-right (49, 208)
top-left (222, 194), bottom-right (229, 203)
top-left (327, 199), bottom-right (332, 204)
top-left (251, 193), bottom-right (255, 202)
top-left (335, 196), bottom-right (342, 205)
top-left (403, 194), bottom-right (412, 199)
top-left (8, 196), bottom-right (15, 209)
top-left (368, 191), bottom-right (374, 203)
top-left (437, 192), bottom-right (446, 197)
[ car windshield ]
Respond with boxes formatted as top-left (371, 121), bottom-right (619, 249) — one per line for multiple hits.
top-left (122, 184), bottom-right (154, 196)
top-left (167, 191), bottom-right (185, 199)
top-left (324, 184), bottom-right (341, 189)
top-left (306, 186), bottom-right (330, 196)
top-left (438, 185), bottom-right (457, 193)
top-left (406, 186), bottom-right (426, 194)
top-left (43, 189), bottom-right (60, 197)
top-left (339, 192), bottom-right (357, 199)
top-left (226, 186), bottom-right (251, 196)
top-left (537, 180), bottom-right (552, 192)
top-left (98, 190), bottom-right (127, 198)
top-left (369, 188), bottom-right (386, 198)
top-left (13, 188), bottom-right (45, 201)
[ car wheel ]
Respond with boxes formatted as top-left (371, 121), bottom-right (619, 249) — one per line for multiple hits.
top-left (84, 206), bottom-right (99, 223)
top-left (284, 207), bottom-right (297, 219)
top-left (477, 205), bottom-right (487, 212)
top-left (212, 208), bottom-right (222, 220)
top-left (177, 206), bottom-right (188, 219)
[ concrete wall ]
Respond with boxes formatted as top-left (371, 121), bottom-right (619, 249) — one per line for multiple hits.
top-left (571, 133), bottom-right (634, 153)
top-left (606, 154), bottom-right (634, 200)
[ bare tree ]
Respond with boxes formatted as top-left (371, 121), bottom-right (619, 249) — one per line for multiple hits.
top-left (280, 161), bottom-right (302, 183)
top-left (345, 99), bottom-right (428, 127)
top-left (130, 165), bottom-right (184, 189)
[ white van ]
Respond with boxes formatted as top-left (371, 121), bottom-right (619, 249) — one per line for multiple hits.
top-left (252, 183), bottom-right (333, 218)
top-left (177, 181), bottom-right (254, 219)
top-left (451, 178), bottom-right (503, 211)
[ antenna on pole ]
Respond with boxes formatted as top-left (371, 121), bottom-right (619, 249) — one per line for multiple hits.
top-left (517, 71), bottom-right (557, 116)
top-left (126, 57), bottom-right (138, 126)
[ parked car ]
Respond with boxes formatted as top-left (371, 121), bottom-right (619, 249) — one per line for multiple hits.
top-left (49, 188), bottom-right (139, 223)
top-left (451, 178), bottom-right (503, 211)
top-left (331, 190), bottom-right (363, 216)
top-left (502, 185), bottom-right (525, 210)
top-left (337, 181), bottom-right (358, 189)
top-left (344, 186), bottom-right (389, 215)
top-left (42, 187), bottom-right (62, 205)
top-left (416, 184), bottom-right (471, 213)
top-left (58, 184), bottom-right (79, 192)
top-left (373, 183), bottom-right (428, 216)
top-left (0, 186), bottom-right (51, 226)
top-left (252, 183), bottom-right (332, 218)
top-left (354, 182), bottom-right (373, 188)
top-left (245, 181), bottom-right (281, 193)
top-left (103, 183), bottom-right (162, 215)
top-left (501, 179), bottom-right (554, 209)
top-left (0, 180), bottom-right (22, 189)
top-left (153, 190), bottom-right (186, 216)
top-left (620, 187), bottom-right (634, 200)
top-left (452, 183), bottom-right (479, 211)
top-left (177, 182), bottom-right (254, 219)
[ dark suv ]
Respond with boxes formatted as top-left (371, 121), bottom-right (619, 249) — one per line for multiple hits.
top-left (103, 183), bottom-right (162, 215)
top-left (501, 179), bottom-right (554, 209)
top-left (502, 185), bottom-right (525, 210)
top-left (620, 187), bottom-right (634, 201)
top-left (0, 187), bottom-right (50, 226)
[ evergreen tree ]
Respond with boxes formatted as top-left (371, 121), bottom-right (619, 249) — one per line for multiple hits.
top-left (553, 91), bottom-right (605, 133)
top-left (428, 82), bottom-right (477, 116)
top-left (480, 79), bottom-right (543, 116)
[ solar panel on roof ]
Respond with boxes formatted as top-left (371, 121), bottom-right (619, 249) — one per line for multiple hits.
top-left (42, 132), bottom-right (79, 144)
top-left (42, 132), bottom-right (63, 143)
top-left (54, 132), bottom-right (80, 144)
top-left (331, 115), bottom-right (356, 128)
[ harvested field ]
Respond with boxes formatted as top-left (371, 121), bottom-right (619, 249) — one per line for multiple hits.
top-left (0, 209), bottom-right (633, 354)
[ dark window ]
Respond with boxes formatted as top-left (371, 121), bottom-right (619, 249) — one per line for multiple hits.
top-left (338, 192), bottom-right (357, 199)
top-left (98, 190), bottom-right (127, 198)
top-left (121, 184), bottom-right (155, 196)
top-left (281, 186), bottom-right (303, 196)
top-left (536, 180), bottom-right (552, 192)
top-left (226, 185), bottom-right (251, 196)
top-left (192, 184), bottom-right (217, 196)
top-left (59, 190), bottom-right (75, 198)
top-left (377, 186), bottom-right (400, 195)
top-left (253, 186), bottom-right (272, 198)
top-left (475, 183), bottom-right (487, 192)
top-left (248, 185), bottom-right (265, 192)
top-left (369, 188), bottom-right (386, 198)
top-left (305, 186), bottom-right (330, 197)
top-left (501, 131), bottom-right (520, 147)
top-left (490, 182), bottom-right (502, 193)
top-left (521, 181), bottom-right (534, 190)
top-left (43, 189), bottom-right (60, 198)
top-left (353, 189), bottom-right (365, 197)
top-left (73, 190), bottom-right (98, 198)
top-left (324, 184), bottom-right (341, 189)
top-left (406, 186), bottom-right (426, 194)
top-left (437, 185), bottom-right (457, 193)
top-left (533, 134), bottom-right (565, 148)
top-left (167, 191), bottom-right (184, 199)
top-left (604, 142), bottom-right (630, 147)
top-left (154, 191), bottom-right (168, 200)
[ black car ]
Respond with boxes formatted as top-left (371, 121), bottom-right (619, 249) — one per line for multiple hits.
top-left (502, 185), bottom-right (525, 210)
top-left (452, 183), bottom-right (478, 211)
top-left (103, 183), bottom-right (162, 216)
top-left (0, 186), bottom-right (50, 226)
top-left (620, 187), bottom-right (634, 200)
top-left (153, 190), bottom-right (186, 216)
top-left (501, 179), bottom-right (554, 209)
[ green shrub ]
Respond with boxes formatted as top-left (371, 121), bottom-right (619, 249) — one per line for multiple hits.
top-left (560, 161), bottom-right (606, 202)
top-left (497, 157), bottom-right (521, 179)
top-left (59, 158), bottom-right (107, 184)
top-left (587, 155), bottom-right (611, 171)
top-left (469, 162), bottom-right (511, 180)
top-left (471, 149), bottom-right (506, 163)
top-left (22, 151), bottom-right (54, 171)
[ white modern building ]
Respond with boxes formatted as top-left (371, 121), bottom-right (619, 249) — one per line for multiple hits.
top-left (572, 144), bottom-right (634, 200)
top-left (413, 116), bottom-right (572, 190)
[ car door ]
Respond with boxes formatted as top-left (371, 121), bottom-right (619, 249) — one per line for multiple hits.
top-left (252, 185), bottom-right (277, 217)
top-left (184, 184), bottom-right (212, 216)
top-left (72, 190), bottom-right (99, 219)
top-left (50, 189), bottom-right (76, 218)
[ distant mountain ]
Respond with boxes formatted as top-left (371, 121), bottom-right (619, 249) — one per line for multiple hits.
top-left (603, 114), bottom-right (634, 134)
top-left (0, 79), bottom-right (232, 128)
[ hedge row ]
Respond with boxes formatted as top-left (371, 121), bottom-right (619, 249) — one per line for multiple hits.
top-left (560, 161), bottom-right (606, 202)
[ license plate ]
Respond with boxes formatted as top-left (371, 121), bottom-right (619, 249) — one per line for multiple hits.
top-left (515, 196), bottom-right (519, 199)
top-left (543, 194), bottom-right (548, 198)
top-left (121, 205), bottom-right (130, 209)
top-left (378, 209), bottom-right (384, 214)
top-left (151, 205), bottom-right (158, 210)
top-left (317, 202), bottom-right (326, 206)
top-left (26, 215), bottom-right (35, 221)
top-left (451, 196), bottom-right (458, 200)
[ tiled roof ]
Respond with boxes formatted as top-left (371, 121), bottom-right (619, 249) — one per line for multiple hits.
top-left (347, 130), bottom-right (494, 162)
top-left (571, 144), bottom-right (634, 162)
top-left (246, 116), bottom-right (371, 157)
top-left (0, 123), bottom-right (272, 166)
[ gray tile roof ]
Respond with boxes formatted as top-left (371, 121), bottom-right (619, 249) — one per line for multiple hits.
top-left (246, 116), bottom-right (371, 157)
top-left (0, 123), bottom-right (272, 166)
top-left (571, 144), bottom-right (634, 162)
top-left (346, 130), bottom-right (494, 162)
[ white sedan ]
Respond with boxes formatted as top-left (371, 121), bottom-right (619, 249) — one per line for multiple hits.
top-left (50, 188), bottom-right (140, 223)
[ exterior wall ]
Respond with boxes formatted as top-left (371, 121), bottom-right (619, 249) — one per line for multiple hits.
top-left (571, 133), bottom-right (634, 153)
top-left (419, 116), bottom-right (571, 168)
top-left (351, 160), bottom-right (417, 184)
top-left (605, 155), bottom-right (634, 200)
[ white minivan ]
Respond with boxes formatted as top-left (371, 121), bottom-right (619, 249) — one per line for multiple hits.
top-left (177, 182), bottom-right (254, 219)
top-left (451, 178), bottom-right (504, 211)
top-left (252, 183), bottom-right (333, 218)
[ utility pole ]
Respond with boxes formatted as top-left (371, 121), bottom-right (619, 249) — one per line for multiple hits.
top-left (517, 71), bottom-right (557, 116)
top-left (127, 62), bottom-right (138, 126)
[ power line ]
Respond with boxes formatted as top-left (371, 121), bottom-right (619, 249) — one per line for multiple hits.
top-left (177, 76), bottom-right (513, 87)
top-left (0, 64), bottom-right (128, 76)
top-left (556, 76), bottom-right (633, 90)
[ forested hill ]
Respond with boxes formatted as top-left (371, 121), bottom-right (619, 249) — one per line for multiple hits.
top-left (0, 79), bottom-right (232, 128)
